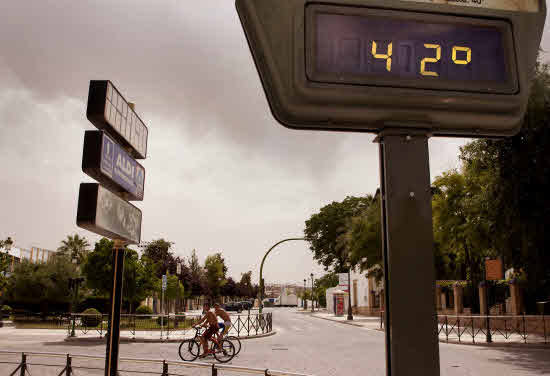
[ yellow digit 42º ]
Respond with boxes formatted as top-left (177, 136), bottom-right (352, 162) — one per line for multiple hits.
top-left (372, 41), bottom-right (393, 72)
top-left (421, 44), bottom-right (441, 77)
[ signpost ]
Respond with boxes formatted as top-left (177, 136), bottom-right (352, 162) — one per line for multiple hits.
top-left (77, 81), bottom-right (149, 376)
top-left (483, 257), bottom-right (504, 343)
top-left (338, 273), bottom-right (349, 292)
top-left (236, 1), bottom-right (545, 375)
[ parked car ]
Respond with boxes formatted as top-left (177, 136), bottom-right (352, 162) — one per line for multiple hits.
top-left (239, 301), bottom-right (252, 310)
top-left (224, 302), bottom-right (243, 312)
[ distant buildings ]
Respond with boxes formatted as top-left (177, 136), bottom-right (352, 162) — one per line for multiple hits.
top-left (1, 245), bottom-right (57, 274)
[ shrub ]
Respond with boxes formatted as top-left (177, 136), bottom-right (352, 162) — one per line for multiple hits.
top-left (135, 305), bottom-right (153, 316)
top-left (1, 305), bottom-right (12, 316)
top-left (81, 308), bottom-right (102, 327)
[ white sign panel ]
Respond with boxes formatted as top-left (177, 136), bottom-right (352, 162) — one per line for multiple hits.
top-left (338, 273), bottom-right (349, 291)
top-left (402, 0), bottom-right (539, 12)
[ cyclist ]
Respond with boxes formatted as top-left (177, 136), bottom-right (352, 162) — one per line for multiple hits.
top-left (214, 303), bottom-right (232, 341)
top-left (195, 302), bottom-right (219, 358)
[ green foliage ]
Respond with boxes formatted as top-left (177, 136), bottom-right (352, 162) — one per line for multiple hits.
top-left (344, 195), bottom-right (384, 281)
top-left (187, 249), bottom-right (206, 297)
top-left (0, 237), bottom-right (14, 293)
top-left (135, 305), bottom-right (153, 315)
top-left (6, 257), bottom-right (78, 310)
top-left (56, 234), bottom-right (90, 265)
top-left (430, 60), bottom-right (550, 312)
top-left (304, 196), bottom-right (374, 272)
top-left (81, 238), bottom-right (157, 309)
top-left (313, 272), bottom-right (339, 307)
top-left (141, 239), bottom-right (175, 277)
top-left (156, 274), bottom-right (184, 301)
top-left (81, 308), bottom-right (102, 327)
top-left (237, 271), bottom-right (254, 298)
top-left (1, 305), bottom-right (12, 315)
top-left (204, 253), bottom-right (227, 298)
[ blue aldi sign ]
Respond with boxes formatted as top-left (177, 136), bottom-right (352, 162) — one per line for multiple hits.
top-left (82, 131), bottom-right (145, 201)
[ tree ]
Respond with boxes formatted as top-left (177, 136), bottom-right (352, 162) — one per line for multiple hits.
top-left (156, 274), bottom-right (184, 301)
top-left (221, 277), bottom-right (238, 298)
top-left (305, 196), bottom-right (373, 272)
top-left (0, 237), bottom-right (13, 250)
top-left (237, 271), bottom-right (254, 298)
top-left (0, 237), bottom-right (14, 295)
top-left (6, 256), bottom-right (79, 312)
top-left (141, 239), bottom-right (176, 277)
top-left (188, 250), bottom-right (206, 298)
top-left (313, 272), bottom-right (339, 307)
top-left (344, 194), bottom-right (383, 281)
top-left (452, 60), bottom-right (550, 312)
top-left (204, 253), bottom-right (227, 298)
top-left (57, 234), bottom-right (90, 265)
top-left (124, 251), bottom-right (157, 312)
top-left (82, 238), bottom-right (157, 311)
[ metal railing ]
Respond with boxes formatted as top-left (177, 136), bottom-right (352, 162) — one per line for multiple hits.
top-left (10, 312), bottom-right (273, 340)
top-left (380, 312), bottom-right (548, 344)
top-left (0, 350), bottom-right (312, 376)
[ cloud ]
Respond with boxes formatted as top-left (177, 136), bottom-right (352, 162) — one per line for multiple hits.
top-left (0, 0), bottom-right (524, 283)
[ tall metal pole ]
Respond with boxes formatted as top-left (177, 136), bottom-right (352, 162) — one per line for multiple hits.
top-left (104, 240), bottom-right (126, 376)
top-left (258, 237), bottom-right (308, 314)
top-left (310, 273), bottom-right (314, 313)
top-left (347, 268), bottom-right (353, 320)
top-left (484, 258), bottom-right (492, 343)
top-left (302, 278), bottom-right (307, 309)
top-left (377, 131), bottom-right (440, 376)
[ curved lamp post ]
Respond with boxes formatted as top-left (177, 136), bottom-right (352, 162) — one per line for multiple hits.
top-left (259, 237), bottom-right (308, 314)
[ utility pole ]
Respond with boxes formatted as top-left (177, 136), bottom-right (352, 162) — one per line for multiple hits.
top-left (310, 273), bottom-right (314, 313)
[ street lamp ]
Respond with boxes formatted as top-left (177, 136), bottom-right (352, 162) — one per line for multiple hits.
top-left (347, 263), bottom-right (354, 321)
top-left (303, 279), bottom-right (306, 309)
top-left (310, 273), bottom-right (314, 313)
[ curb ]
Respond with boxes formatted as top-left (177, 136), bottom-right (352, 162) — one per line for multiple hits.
top-left (64, 330), bottom-right (277, 344)
top-left (439, 338), bottom-right (550, 350)
top-left (309, 314), bottom-right (367, 328)
top-left (308, 314), bottom-right (550, 349)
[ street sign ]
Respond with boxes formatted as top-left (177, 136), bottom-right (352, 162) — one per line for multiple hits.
top-left (338, 273), bottom-right (349, 291)
top-left (82, 131), bottom-right (145, 201)
top-left (485, 258), bottom-right (504, 281)
top-left (76, 183), bottom-right (142, 244)
top-left (236, 0), bottom-right (546, 136)
top-left (162, 275), bottom-right (167, 291)
top-left (86, 80), bottom-right (148, 159)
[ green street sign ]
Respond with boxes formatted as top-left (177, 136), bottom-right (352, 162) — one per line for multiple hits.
top-left (236, 0), bottom-right (546, 137)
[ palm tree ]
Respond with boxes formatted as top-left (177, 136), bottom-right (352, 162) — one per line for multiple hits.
top-left (57, 234), bottom-right (90, 265)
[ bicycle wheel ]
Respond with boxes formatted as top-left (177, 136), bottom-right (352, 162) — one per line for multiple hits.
top-left (225, 336), bottom-right (242, 355)
top-left (212, 339), bottom-right (235, 363)
top-left (178, 339), bottom-right (201, 362)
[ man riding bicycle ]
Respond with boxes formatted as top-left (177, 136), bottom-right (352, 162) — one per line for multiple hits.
top-left (195, 302), bottom-right (219, 358)
top-left (214, 303), bottom-right (232, 341)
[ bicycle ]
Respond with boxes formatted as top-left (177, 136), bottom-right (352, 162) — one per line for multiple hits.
top-left (178, 327), bottom-right (235, 363)
top-left (217, 323), bottom-right (242, 355)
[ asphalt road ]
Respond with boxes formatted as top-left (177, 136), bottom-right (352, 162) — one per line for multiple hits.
top-left (1, 308), bottom-right (549, 375)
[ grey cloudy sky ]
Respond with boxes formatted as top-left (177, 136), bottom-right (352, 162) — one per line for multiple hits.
top-left (1, 1), bottom-right (549, 285)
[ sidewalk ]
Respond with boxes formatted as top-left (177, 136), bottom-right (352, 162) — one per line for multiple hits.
top-left (306, 310), bottom-right (549, 348)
